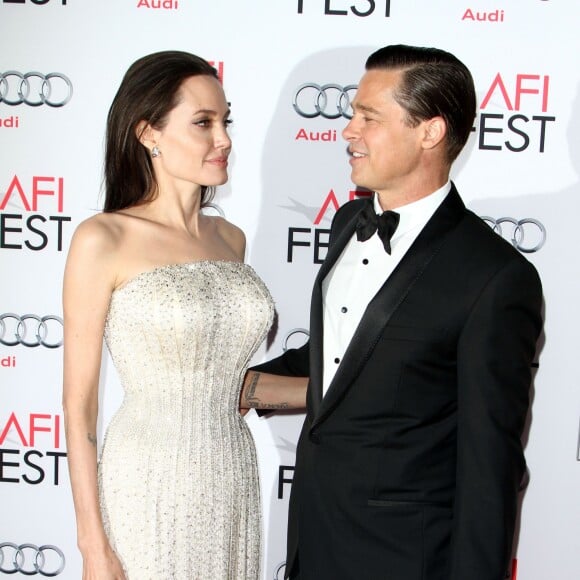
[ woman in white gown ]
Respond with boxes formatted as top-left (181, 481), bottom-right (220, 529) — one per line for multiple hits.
top-left (62, 51), bottom-right (306, 580)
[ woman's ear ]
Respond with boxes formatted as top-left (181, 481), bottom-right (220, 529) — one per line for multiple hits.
top-left (135, 120), bottom-right (157, 148)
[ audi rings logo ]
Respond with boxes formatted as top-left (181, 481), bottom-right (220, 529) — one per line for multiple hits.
top-left (0, 314), bottom-right (63, 348)
top-left (273, 561), bottom-right (286, 580)
top-left (0, 543), bottom-right (65, 577)
top-left (293, 83), bottom-right (357, 119)
top-left (481, 217), bottom-right (546, 253)
top-left (283, 328), bottom-right (309, 352)
top-left (0, 72), bottom-right (73, 107)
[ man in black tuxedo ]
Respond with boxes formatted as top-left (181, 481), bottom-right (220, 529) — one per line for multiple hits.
top-left (245, 44), bottom-right (543, 580)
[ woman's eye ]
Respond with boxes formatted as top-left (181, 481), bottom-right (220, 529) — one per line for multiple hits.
top-left (194, 119), bottom-right (211, 128)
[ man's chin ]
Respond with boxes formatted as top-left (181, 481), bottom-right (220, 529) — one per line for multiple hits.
top-left (349, 173), bottom-right (370, 191)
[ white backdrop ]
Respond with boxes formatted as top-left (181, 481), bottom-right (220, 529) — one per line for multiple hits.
top-left (1, 1), bottom-right (578, 579)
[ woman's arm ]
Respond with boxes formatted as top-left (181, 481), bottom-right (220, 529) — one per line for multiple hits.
top-left (240, 371), bottom-right (307, 410)
top-left (62, 218), bottom-right (126, 579)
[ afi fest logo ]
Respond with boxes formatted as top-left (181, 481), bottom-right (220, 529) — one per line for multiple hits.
top-left (296, 0), bottom-right (392, 17)
top-left (0, 412), bottom-right (67, 485)
top-left (0, 175), bottom-right (71, 251)
top-left (474, 72), bottom-right (555, 153)
top-left (285, 189), bottom-right (371, 263)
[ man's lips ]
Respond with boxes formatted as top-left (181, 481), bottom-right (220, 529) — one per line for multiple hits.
top-left (349, 150), bottom-right (367, 163)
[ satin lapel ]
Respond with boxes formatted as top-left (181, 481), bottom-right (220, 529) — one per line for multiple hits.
top-left (308, 204), bottom-right (363, 418)
top-left (311, 187), bottom-right (465, 430)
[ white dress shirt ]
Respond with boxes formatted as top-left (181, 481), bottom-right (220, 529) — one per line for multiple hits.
top-left (321, 182), bottom-right (451, 396)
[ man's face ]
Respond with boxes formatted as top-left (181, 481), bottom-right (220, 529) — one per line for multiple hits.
top-left (342, 69), bottom-right (427, 200)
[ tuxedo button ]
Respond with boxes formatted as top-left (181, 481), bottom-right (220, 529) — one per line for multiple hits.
top-left (309, 432), bottom-right (321, 444)
top-left (334, 357), bottom-right (340, 364)
top-left (341, 306), bottom-right (348, 313)
top-left (362, 258), bottom-right (369, 265)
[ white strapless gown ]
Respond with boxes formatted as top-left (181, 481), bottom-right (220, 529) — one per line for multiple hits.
top-left (98, 261), bottom-right (274, 579)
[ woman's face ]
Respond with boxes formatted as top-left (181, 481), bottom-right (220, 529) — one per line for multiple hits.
top-left (150, 75), bottom-right (232, 189)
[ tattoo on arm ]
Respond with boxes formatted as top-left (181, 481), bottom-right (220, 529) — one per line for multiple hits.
top-left (244, 372), bottom-right (290, 410)
top-left (244, 372), bottom-right (260, 405)
top-left (87, 433), bottom-right (97, 447)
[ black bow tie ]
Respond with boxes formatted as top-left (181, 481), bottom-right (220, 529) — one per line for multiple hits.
top-left (355, 201), bottom-right (400, 254)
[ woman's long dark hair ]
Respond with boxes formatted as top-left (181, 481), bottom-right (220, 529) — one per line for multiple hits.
top-left (104, 51), bottom-right (219, 212)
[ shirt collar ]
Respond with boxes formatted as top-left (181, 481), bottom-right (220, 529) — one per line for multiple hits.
top-left (373, 181), bottom-right (451, 238)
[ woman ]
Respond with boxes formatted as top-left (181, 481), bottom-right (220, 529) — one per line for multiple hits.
top-left (63, 51), bottom-right (305, 579)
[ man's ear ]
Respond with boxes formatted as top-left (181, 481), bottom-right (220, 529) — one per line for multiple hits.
top-left (422, 116), bottom-right (447, 151)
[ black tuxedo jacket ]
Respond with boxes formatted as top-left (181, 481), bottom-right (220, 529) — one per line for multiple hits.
top-left (256, 185), bottom-right (543, 580)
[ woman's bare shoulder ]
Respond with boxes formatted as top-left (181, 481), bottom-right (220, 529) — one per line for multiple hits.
top-left (70, 212), bottom-right (128, 256)
top-left (213, 216), bottom-right (246, 259)
top-left (73, 209), bottom-right (151, 247)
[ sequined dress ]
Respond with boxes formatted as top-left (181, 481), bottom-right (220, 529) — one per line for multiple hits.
top-left (98, 261), bottom-right (274, 579)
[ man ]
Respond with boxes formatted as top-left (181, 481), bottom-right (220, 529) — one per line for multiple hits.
top-left (247, 44), bottom-right (543, 580)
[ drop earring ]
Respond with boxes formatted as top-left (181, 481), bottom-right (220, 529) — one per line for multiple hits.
top-left (151, 145), bottom-right (161, 158)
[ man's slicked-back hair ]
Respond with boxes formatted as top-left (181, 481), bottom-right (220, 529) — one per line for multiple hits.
top-left (366, 44), bottom-right (476, 163)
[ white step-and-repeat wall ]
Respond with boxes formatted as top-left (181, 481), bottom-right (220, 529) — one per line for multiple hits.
top-left (1, 1), bottom-right (578, 578)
